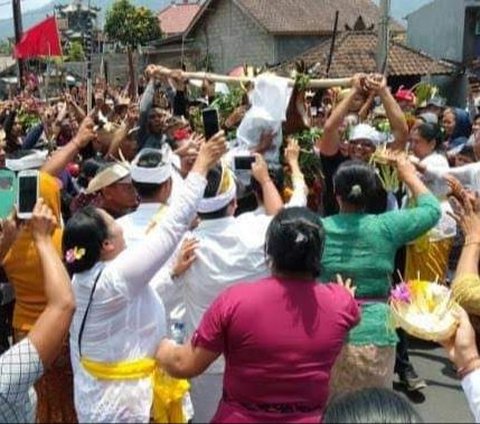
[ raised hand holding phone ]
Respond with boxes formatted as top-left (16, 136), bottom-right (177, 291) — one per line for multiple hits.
top-left (17, 170), bottom-right (39, 220)
top-left (202, 108), bottom-right (220, 140)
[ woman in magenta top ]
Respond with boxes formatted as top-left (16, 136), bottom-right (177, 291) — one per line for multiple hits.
top-left (156, 207), bottom-right (360, 423)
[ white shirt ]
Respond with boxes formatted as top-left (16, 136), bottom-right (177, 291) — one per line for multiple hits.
top-left (69, 172), bottom-right (207, 423)
top-left (175, 214), bottom-right (271, 374)
top-left (0, 339), bottom-right (43, 424)
top-left (117, 203), bottom-right (168, 247)
top-left (425, 161), bottom-right (480, 194)
top-left (418, 153), bottom-right (456, 241)
top-left (462, 368), bottom-right (480, 422)
top-left (117, 203), bottom-right (184, 335)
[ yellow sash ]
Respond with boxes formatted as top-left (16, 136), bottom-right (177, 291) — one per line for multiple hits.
top-left (81, 357), bottom-right (190, 423)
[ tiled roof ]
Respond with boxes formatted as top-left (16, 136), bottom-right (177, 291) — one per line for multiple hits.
top-left (186, 0), bottom-right (404, 36)
top-left (276, 31), bottom-right (457, 77)
top-left (236, 0), bottom-right (404, 34)
top-left (158, 3), bottom-right (201, 36)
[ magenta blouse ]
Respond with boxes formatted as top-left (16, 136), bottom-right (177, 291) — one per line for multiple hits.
top-left (192, 276), bottom-right (360, 423)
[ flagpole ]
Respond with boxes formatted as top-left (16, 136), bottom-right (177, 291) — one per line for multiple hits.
top-left (12, 0), bottom-right (24, 89)
top-left (86, 0), bottom-right (93, 113)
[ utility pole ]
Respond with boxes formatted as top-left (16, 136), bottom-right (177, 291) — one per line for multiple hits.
top-left (376, 0), bottom-right (391, 75)
top-left (12, 0), bottom-right (24, 89)
top-left (86, 0), bottom-right (93, 113)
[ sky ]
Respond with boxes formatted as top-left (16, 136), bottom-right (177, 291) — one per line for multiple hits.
top-left (0, 0), bottom-right (52, 20)
top-left (0, 0), bottom-right (434, 20)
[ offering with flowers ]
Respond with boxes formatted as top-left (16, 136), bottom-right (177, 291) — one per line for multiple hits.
top-left (368, 144), bottom-right (400, 192)
top-left (389, 278), bottom-right (460, 342)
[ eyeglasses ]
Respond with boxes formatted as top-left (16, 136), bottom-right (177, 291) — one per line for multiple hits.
top-left (349, 140), bottom-right (375, 149)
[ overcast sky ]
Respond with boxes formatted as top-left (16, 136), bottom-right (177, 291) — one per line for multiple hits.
top-left (0, 0), bottom-right (52, 20)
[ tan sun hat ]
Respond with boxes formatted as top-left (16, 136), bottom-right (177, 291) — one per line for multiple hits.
top-left (85, 163), bottom-right (131, 195)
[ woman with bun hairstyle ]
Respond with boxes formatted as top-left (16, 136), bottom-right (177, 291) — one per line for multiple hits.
top-left (405, 123), bottom-right (456, 282)
top-left (156, 207), bottom-right (360, 423)
top-left (62, 133), bottom-right (227, 423)
top-left (320, 158), bottom-right (441, 397)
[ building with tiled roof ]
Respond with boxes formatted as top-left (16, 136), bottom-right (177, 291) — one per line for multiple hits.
top-left (223, 0), bottom-right (404, 35)
top-left (276, 31), bottom-right (457, 78)
top-left (147, 0), bottom-right (405, 73)
top-left (158, 1), bottom-right (202, 37)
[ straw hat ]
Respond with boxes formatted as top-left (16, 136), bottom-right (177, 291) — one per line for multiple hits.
top-left (85, 163), bottom-right (131, 194)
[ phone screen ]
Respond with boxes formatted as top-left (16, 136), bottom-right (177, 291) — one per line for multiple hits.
top-left (18, 175), bottom-right (37, 214)
top-left (234, 156), bottom-right (256, 170)
top-left (202, 108), bottom-right (219, 140)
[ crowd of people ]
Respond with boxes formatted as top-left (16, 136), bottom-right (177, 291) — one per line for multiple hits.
top-left (2, 63), bottom-right (480, 423)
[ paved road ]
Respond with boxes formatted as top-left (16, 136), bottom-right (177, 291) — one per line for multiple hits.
top-left (394, 338), bottom-right (473, 423)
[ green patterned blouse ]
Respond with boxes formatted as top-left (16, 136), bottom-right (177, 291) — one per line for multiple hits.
top-left (320, 193), bottom-right (441, 346)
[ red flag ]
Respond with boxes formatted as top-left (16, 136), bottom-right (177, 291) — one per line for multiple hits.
top-left (14, 16), bottom-right (63, 59)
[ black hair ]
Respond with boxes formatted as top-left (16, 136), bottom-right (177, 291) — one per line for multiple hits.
top-left (77, 157), bottom-right (107, 189)
top-left (333, 160), bottom-right (377, 209)
top-left (265, 207), bottom-right (324, 278)
top-left (414, 122), bottom-right (444, 150)
top-left (250, 165), bottom-right (284, 203)
top-left (198, 164), bottom-right (231, 220)
top-left (132, 151), bottom-right (169, 198)
top-left (62, 206), bottom-right (109, 274)
top-left (323, 388), bottom-right (424, 423)
top-left (456, 144), bottom-right (476, 163)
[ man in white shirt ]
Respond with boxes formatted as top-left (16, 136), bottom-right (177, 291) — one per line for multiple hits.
top-left (117, 147), bottom-right (172, 245)
top-left (173, 157), bottom-right (284, 422)
top-left (117, 147), bottom-right (185, 332)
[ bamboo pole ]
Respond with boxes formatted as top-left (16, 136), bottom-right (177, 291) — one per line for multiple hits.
top-left (154, 67), bottom-right (352, 89)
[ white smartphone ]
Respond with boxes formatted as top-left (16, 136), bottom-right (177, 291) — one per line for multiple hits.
top-left (17, 170), bottom-right (39, 220)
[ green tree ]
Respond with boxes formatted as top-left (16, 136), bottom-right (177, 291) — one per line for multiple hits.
top-left (0, 40), bottom-right (12, 55)
top-left (104, 0), bottom-right (162, 97)
top-left (67, 41), bottom-right (85, 62)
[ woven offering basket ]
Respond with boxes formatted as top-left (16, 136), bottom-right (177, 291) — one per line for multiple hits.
top-left (389, 280), bottom-right (460, 342)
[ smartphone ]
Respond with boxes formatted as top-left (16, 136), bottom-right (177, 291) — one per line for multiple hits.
top-left (202, 108), bottom-right (219, 140)
top-left (0, 169), bottom-right (16, 219)
top-left (17, 170), bottom-right (39, 220)
top-left (234, 156), bottom-right (256, 171)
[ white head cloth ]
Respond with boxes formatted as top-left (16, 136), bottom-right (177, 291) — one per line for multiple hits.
top-left (349, 123), bottom-right (382, 146)
top-left (6, 150), bottom-right (48, 172)
top-left (198, 165), bottom-right (237, 213)
top-left (130, 148), bottom-right (172, 184)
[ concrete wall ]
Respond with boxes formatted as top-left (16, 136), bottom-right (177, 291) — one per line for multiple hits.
top-left (65, 52), bottom-right (144, 86)
top-left (191, 0), bottom-right (275, 73)
top-left (274, 35), bottom-right (329, 64)
top-left (407, 0), bottom-right (465, 62)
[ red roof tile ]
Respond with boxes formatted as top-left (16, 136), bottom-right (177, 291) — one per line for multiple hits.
top-left (158, 3), bottom-right (201, 36)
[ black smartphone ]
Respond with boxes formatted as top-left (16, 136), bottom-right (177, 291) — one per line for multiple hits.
top-left (234, 156), bottom-right (256, 171)
top-left (202, 108), bottom-right (219, 140)
top-left (17, 170), bottom-right (39, 220)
